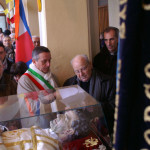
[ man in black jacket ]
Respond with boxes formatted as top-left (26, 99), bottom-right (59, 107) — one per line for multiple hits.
top-left (93, 26), bottom-right (119, 79)
top-left (64, 54), bottom-right (116, 135)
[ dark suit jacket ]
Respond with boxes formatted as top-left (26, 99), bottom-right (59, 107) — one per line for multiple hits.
top-left (93, 47), bottom-right (117, 79)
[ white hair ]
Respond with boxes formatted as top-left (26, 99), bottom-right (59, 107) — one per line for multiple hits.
top-left (32, 35), bottom-right (40, 39)
top-left (70, 54), bottom-right (89, 66)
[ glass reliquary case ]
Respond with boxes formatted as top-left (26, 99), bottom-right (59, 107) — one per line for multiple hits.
top-left (0, 85), bottom-right (112, 150)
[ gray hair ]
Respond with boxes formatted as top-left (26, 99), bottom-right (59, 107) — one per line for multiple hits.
top-left (32, 35), bottom-right (40, 39)
top-left (103, 26), bottom-right (119, 39)
top-left (70, 54), bottom-right (90, 66)
top-left (32, 46), bottom-right (50, 61)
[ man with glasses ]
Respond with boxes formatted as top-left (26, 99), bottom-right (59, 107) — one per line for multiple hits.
top-left (63, 54), bottom-right (115, 135)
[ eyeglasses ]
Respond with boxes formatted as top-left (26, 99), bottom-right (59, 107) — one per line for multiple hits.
top-left (74, 64), bottom-right (89, 74)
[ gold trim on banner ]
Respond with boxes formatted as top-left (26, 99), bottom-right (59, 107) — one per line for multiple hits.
top-left (120, 0), bottom-right (127, 5)
top-left (142, 3), bottom-right (150, 10)
top-left (144, 129), bottom-right (150, 145)
top-left (144, 63), bottom-right (150, 78)
top-left (144, 84), bottom-right (150, 99)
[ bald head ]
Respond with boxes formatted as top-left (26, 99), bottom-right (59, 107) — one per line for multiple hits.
top-left (71, 55), bottom-right (92, 82)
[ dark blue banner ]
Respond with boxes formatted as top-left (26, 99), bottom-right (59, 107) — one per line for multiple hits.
top-left (113, 0), bottom-right (150, 149)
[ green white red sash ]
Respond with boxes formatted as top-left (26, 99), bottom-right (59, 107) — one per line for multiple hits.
top-left (24, 68), bottom-right (54, 116)
top-left (24, 68), bottom-right (54, 90)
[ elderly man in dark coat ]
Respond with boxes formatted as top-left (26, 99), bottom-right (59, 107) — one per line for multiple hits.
top-left (64, 54), bottom-right (116, 135)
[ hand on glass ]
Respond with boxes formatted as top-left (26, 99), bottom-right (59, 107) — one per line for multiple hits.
top-left (40, 92), bottom-right (56, 104)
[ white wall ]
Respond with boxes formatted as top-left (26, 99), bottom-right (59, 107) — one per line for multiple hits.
top-left (108, 0), bottom-right (119, 28)
top-left (38, 0), bottom-right (47, 47)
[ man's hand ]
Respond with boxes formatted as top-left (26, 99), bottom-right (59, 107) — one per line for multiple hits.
top-left (40, 92), bottom-right (56, 104)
